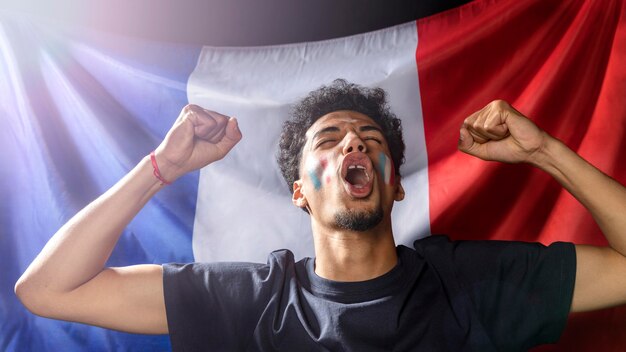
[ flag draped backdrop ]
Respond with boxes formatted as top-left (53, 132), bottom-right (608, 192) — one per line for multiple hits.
top-left (1, 0), bottom-right (625, 351)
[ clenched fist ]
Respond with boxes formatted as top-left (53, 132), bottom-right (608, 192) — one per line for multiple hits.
top-left (153, 104), bottom-right (243, 182)
top-left (458, 100), bottom-right (549, 165)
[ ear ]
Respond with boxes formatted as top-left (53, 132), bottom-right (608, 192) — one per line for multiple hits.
top-left (292, 180), bottom-right (308, 208)
top-left (394, 178), bottom-right (405, 202)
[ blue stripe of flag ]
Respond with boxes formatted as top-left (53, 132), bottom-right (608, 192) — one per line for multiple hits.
top-left (0, 12), bottom-right (202, 351)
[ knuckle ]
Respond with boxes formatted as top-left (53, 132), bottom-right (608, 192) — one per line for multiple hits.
top-left (491, 99), bottom-right (509, 109)
top-left (215, 114), bottom-right (228, 125)
top-left (182, 104), bottom-right (198, 114)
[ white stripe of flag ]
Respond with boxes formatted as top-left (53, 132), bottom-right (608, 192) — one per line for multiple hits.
top-left (188, 22), bottom-right (430, 263)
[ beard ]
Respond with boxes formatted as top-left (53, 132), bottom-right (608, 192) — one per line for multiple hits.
top-left (333, 206), bottom-right (384, 232)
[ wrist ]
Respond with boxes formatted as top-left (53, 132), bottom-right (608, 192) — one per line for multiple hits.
top-left (528, 133), bottom-right (567, 172)
top-left (150, 151), bottom-right (173, 185)
top-left (150, 150), bottom-right (184, 185)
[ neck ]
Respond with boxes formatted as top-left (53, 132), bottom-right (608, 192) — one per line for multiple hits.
top-left (311, 217), bottom-right (397, 282)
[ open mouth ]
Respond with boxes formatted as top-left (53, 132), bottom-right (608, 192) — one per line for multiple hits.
top-left (341, 153), bottom-right (374, 198)
top-left (345, 165), bottom-right (370, 188)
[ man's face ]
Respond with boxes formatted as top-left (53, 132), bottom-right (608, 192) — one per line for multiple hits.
top-left (292, 110), bottom-right (404, 232)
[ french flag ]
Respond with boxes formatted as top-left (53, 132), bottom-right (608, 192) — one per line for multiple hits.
top-left (2, 0), bottom-right (625, 351)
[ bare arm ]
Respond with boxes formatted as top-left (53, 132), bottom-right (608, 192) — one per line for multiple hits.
top-left (14, 105), bottom-right (242, 333)
top-left (459, 100), bottom-right (626, 312)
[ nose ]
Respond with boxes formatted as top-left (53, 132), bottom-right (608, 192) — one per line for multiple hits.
top-left (343, 132), bottom-right (366, 154)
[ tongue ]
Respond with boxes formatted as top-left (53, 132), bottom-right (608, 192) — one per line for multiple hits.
top-left (346, 168), bottom-right (368, 187)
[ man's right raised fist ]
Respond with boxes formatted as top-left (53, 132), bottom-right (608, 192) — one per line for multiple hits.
top-left (153, 104), bottom-right (243, 182)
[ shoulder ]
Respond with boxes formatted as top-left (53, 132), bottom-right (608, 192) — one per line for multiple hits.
top-left (409, 236), bottom-right (576, 349)
top-left (162, 251), bottom-right (304, 350)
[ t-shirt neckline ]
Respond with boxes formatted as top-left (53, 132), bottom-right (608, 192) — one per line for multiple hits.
top-left (304, 245), bottom-right (413, 303)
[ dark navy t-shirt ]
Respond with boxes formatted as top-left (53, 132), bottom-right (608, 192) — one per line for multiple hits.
top-left (163, 235), bottom-right (576, 351)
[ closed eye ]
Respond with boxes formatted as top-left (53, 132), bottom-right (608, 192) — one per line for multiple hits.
top-left (364, 137), bottom-right (382, 144)
top-left (315, 139), bottom-right (337, 148)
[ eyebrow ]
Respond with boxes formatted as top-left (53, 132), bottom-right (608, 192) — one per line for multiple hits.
top-left (359, 125), bottom-right (384, 134)
top-left (312, 125), bottom-right (384, 141)
top-left (312, 126), bottom-right (340, 141)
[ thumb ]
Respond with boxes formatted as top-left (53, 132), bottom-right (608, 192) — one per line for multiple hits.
top-left (458, 127), bottom-right (475, 154)
top-left (458, 127), bottom-right (490, 160)
top-left (215, 117), bottom-right (243, 153)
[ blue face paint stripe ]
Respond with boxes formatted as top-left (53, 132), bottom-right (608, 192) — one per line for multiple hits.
top-left (308, 170), bottom-right (322, 190)
top-left (378, 152), bottom-right (387, 182)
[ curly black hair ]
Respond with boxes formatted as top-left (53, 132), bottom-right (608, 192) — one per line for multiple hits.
top-left (277, 79), bottom-right (405, 193)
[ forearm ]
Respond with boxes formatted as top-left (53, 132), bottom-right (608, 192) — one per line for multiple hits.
top-left (532, 135), bottom-right (626, 253)
top-left (460, 101), bottom-right (626, 312)
top-left (16, 156), bottom-right (164, 297)
top-left (15, 105), bottom-right (241, 329)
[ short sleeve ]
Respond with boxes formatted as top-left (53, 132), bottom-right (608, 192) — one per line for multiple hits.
top-left (414, 235), bottom-right (576, 351)
top-left (162, 253), bottom-right (289, 351)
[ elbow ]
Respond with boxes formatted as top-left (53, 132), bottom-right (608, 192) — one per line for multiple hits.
top-left (14, 275), bottom-right (38, 314)
top-left (14, 275), bottom-right (29, 306)
top-left (14, 275), bottom-right (54, 318)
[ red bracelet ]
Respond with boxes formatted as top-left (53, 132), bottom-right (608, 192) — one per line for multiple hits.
top-left (150, 151), bottom-right (172, 185)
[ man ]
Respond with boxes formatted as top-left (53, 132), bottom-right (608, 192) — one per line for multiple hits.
top-left (15, 80), bottom-right (626, 350)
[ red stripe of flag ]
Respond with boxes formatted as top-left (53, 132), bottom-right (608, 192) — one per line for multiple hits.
top-left (416, 0), bottom-right (626, 350)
